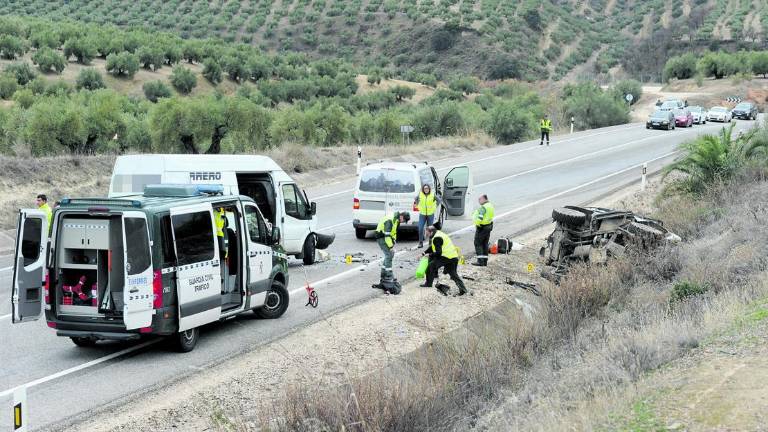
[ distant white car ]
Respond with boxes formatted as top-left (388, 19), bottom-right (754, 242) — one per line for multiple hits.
top-left (689, 106), bottom-right (706, 124)
top-left (706, 106), bottom-right (732, 123)
top-left (659, 100), bottom-right (685, 111)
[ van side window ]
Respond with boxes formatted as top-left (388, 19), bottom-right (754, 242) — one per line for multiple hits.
top-left (21, 216), bottom-right (42, 266)
top-left (124, 218), bottom-right (151, 275)
top-left (244, 205), bottom-right (265, 244)
top-left (419, 169), bottom-right (434, 188)
top-left (171, 211), bottom-right (215, 266)
top-left (160, 215), bottom-right (176, 268)
top-left (282, 184), bottom-right (309, 219)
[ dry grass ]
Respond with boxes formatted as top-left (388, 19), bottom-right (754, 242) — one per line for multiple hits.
top-left (247, 176), bottom-right (768, 432)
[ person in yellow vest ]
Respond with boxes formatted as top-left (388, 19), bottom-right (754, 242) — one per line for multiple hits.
top-left (414, 183), bottom-right (439, 248)
top-left (36, 194), bottom-right (53, 235)
top-left (215, 207), bottom-right (228, 258)
top-left (472, 194), bottom-right (494, 266)
top-left (372, 211), bottom-right (410, 294)
top-left (540, 113), bottom-right (552, 146)
top-left (420, 225), bottom-right (468, 296)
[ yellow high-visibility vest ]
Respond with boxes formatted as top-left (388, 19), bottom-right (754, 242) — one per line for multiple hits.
top-left (417, 191), bottom-right (437, 216)
top-left (473, 202), bottom-right (495, 227)
top-left (431, 230), bottom-right (458, 259)
top-left (540, 118), bottom-right (552, 131)
top-left (375, 216), bottom-right (399, 248)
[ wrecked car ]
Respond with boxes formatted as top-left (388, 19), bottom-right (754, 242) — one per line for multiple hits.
top-left (540, 206), bottom-right (680, 276)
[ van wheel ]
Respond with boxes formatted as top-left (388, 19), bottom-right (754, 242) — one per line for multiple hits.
top-left (355, 228), bottom-right (367, 239)
top-left (173, 328), bottom-right (199, 353)
top-left (255, 280), bottom-right (289, 319)
top-left (302, 235), bottom-right (316, 265)
top-left (70, 337), bottom-right (96, 347)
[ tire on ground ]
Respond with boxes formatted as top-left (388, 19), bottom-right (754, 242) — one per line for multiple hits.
top-left (625, 221), bottom-right (664, 238)
top-left (552, 207), bottom-right (587, 226)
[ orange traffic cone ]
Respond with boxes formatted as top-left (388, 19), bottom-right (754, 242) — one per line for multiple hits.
top-left (490, 244), bottom-right (498, 254)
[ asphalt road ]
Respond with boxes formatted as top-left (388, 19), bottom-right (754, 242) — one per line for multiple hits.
top-left (0, 118), bottom-right (761, 430)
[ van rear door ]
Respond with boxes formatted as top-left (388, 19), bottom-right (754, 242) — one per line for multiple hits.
top-left (442, 166), bottom-right (472, 217)
top-left (11, 209), bottom-right (47, 323)
top-left (122, 211), bottom-right (154, 330)
top-left (170, 203), bottom-right (222, 331)
top-left (279, 183), bottom-right (312, 253)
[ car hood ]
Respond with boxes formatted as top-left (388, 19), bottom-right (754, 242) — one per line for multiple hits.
top-left (674, 114), bottom-right (689, 119)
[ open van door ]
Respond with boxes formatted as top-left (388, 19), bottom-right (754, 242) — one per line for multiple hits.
top-left (11, 209), bottom-right (47, 323)
top-left (442, 166), bottom-right (472, 217)
top-left (170, 203), bottom-right (222, 332)
top-left (122, 212), bottom-right (154, 330)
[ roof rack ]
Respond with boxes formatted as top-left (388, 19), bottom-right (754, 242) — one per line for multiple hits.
top-left (59, 198), bottom-right (143, 208)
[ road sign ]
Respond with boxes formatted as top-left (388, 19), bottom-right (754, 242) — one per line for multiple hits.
top-left (400, 125), bottom-right (414, 133)
top-left (625, 94), bottom-right (634, 103)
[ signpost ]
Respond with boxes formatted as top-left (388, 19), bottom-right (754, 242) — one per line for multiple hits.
top-left (356, 145), bottom-right (362, 176)
top-left (570, 116), bottom-right (575, 134)
top-left (400, 125), bottom-right (414, 146)
top-left (12, 386), bottom-right (26, 432)
top-left (625, 93), bottom-right (634, 106)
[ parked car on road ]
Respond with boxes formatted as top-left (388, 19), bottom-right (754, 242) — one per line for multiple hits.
top-left (659, 100), bottom-right (684, 111)
top-left (706, 106), bottom-right (732, 123)
top-left (730, 102), bottom-right (759, 120)
top-left (689, 106), bottom-right (706, 124)
top-left (646, 110), bottom-right (675, 130)
top-left (673, 108), bottom-right (693, 128)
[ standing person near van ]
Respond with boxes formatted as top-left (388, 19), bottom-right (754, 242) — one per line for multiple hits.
top-left (472, 194), bottom-right (494, 267)
top-left (420, 225), bottom-right (468, 296)
top-left (540, 113), bottom-right (552, 146)
top-left (372, 211), bottom-right (410, 294)
top-left (414, 184), bottom-right (438, 248)
top-left (36, 194), bottom-right (52, 234)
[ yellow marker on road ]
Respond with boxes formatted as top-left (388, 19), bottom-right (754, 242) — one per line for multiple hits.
top-left (345, 255), bottom-right (352, 265)
top-left (527, 263), bottom-right (535, 273)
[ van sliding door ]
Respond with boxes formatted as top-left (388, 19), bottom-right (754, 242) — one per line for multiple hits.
top-left (170, 203), bottom-right (222, 331)
top-left (11, 209), bottom-right (47, 323)
top-left (122, 211), bottom-right (154, 330)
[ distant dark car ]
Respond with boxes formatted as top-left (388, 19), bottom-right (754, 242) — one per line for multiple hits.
top-left (646, 110), bottom-right (675, 130)
top-left (673, 108), bottom-right (693, 128)
top-left (731, 102), bottom-right (759, 120)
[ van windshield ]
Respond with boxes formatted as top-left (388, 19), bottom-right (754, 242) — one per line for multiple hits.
top-left (359, 169), bottom-right (415, 193)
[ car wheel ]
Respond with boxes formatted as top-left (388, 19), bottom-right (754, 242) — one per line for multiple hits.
top-left (255, 280), bottom-right (289, 319)
top-left (646, 124), bottom-right (650, 129)
top-left (355, 227), bottom-right (367, 239)
top-left (70, 337), bottom-right (97, 347)
top-left (302, 234), bottom-right (316, 265)
top-left (552, 207), bottom-right (587, 226)
top-left (173, 327), bottom-right (199, 353)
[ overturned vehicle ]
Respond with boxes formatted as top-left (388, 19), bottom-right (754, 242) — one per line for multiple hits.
top-left (540, 206), bottom-right (680, 278)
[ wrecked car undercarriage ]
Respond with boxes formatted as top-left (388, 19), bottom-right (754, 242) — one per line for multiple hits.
top-left (539, 206), bottom-right (680, 279)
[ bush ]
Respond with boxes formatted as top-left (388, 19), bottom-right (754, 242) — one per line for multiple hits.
top-left (663, 53), bottom-right (697, 82)
top-left (670, 280), bottom-right (708, 303)
top-left (44, 80), bottom-right (72, 96)
top-left (486, 100), bottom-right (536, 144)
top-left (137, 46), bottom-right (164, 71)
top-left (564, 82), bottom-right (629, 130)
top-left (12, 88), bottom-right (35, 109)
top-left (202, 60), bottom-right (223, 84)
top-left (170, 66), bottom-right (197, 94)
top-left (5, 62), bottom-right (36, 85)
top-left (143, 80), bottom-right (172, 102)
top-left (752, 52), bottom-right (768, 78)
top-left (0, 34), bottom-right (25, 60)
top-left (390, 85), bottom-right (416, 102)
top-left (449, 76), bottom-right (479, 95)
top-left (367, 72), bottom-right (381, 85)
top-left (0, 74), bottom-right (19, 99)
top-left (610, 79), bottom-right (642, 105)
top-left (413, 102), bottom-right (466, 139)
top-left (75, 68), bottom-right (105, 90)
top-left (31, 47), bottom-right (67, 74)
top-left (64, 37), bottom-right (97, 64)
top-left (105, 51), bottom-right (140, 77)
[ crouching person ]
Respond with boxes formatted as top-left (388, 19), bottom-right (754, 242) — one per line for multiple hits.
top-left (420, 225), bottom-right (468, 296)
top-left (372, 211), bottom-right (410, 294)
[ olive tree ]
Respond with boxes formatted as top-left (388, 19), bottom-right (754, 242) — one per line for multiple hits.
top-left (170, 66), bottom-right (197, 94)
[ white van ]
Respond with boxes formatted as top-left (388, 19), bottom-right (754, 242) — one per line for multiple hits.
top-left (352, 162), bottom-right (471, 238)
top-left (108, 155), bottom-right (333, 264)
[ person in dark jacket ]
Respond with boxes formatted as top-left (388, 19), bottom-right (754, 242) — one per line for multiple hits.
top-left (419, 225), bottom-right (467, 296)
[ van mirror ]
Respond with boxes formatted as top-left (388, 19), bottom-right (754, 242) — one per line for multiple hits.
top-left (310, 201), bottom-right (317, 216)
top-left (271, 226), bottom-right (281, 245)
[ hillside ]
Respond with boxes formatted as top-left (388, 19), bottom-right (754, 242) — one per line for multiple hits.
top-left (2, 0), bottom-right (767, 82)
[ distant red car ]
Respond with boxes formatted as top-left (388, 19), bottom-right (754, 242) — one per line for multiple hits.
top-left (673, 109), bottom-right (693, 127)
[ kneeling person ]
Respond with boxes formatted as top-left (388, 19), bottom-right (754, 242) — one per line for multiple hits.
top-left (420, 226), bottom-right (468, 296)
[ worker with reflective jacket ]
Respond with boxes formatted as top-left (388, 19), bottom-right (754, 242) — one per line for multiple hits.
top-left (372, 211), bottom-right (410, 293)
top-left (414, 183), bottom-right (440, 248)
top-left (420, 225), bottom-right (468, 296)
top-left (471, 194), bottom-right (494, 267)
top-left (36, 194), bottom-right (52, 235)
top-left (540, 113), bottom-right (552, 146)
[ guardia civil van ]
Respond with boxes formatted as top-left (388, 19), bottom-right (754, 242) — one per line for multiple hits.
top-left (11, 184), bottom-right (289, 352)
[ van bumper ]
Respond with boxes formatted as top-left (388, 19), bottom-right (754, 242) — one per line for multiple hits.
top-left (57, 329), bottom-right (141, 341)
top-left (353, 220), bottom-right (420, 231)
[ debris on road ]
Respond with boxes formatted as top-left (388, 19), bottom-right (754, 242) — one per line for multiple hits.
top-left (505, 279), bottom-right (541, 296)
top-left (539, 206), bottom-right (680, 280)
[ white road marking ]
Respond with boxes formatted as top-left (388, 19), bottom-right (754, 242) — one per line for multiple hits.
top-left (0, 266), bottom-right (12, 272)
top-left (0, 339), bottom-right (159, 398)
top-left (0, 313), bottom-right (10, 321)
top-left (291, 149), bottom-right (681, 297)
top-left (317, 220), bottom-right (352, 232)
top-left (310, 124), bottom-right (644, 201)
